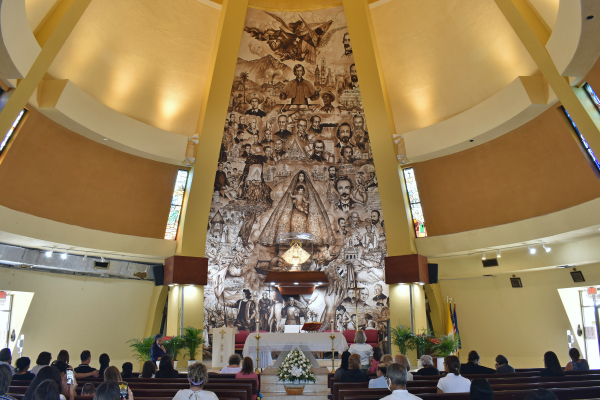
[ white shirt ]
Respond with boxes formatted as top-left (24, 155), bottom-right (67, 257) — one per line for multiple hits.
top-left (29, 365), bottom-right (44, 375)
top-left (172, 389), bottom-right (219, 400)
top-left (407, 371), bottom-right (414, 381)
top-left (380, 389), bottom-right (422, 400)
top-left (437, 373), bottom-right (471, 393)
top-left (220, 366), bottom-right (242, 374)
top-left (348, 343), bottom-right (373, 367)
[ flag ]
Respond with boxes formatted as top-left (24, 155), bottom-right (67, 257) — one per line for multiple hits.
top-left (446, 301), bottom-right (454, 336)
top-left (453, 303), bottom-right (462, 350)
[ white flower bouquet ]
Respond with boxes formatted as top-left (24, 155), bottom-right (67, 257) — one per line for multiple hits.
top-left (276, 349), bottom-right (316, 383)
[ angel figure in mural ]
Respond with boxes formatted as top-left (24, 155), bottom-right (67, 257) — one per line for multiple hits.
top-left (245, 12), bottom-right (346, 64)
top-left (259, 170), bottom-right (336, 246)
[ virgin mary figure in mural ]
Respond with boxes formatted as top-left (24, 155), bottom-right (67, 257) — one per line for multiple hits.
top-left (259, 170), bottom-right (335, 246)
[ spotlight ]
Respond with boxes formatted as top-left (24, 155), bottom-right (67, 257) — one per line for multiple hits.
top-left (168, 284), bottom-right (175, 287)
top-left (482, 253), bottom-right (486, 260)
top-left (316, 282), bottom-right (322, 286)
top-left (497, 250), bottom-right (501, 258)
top-left (101, 254), bottom-right (105, 262)
top-left (188, 284), bottom-right (195, 287)
top-left (45, 249), bottom-right (53, 257)
top-left (417, 282), bottom-right (425, 286)
top-left (528, 246), bottom-right (536, 255)
top-left (294, 282), bottom-right (299, 285)
top-left (543, 244), bottom-right (551, 253)
top-left (61, 252), bottom-right (67, 260)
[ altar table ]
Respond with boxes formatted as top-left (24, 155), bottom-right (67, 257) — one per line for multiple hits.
top-left (242, 332), bottom-right (349, 368)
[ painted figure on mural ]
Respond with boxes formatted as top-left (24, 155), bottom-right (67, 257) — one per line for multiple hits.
top-left (275, 115), bottom-right (293, 142)
top-left (214, 163), bottom-right (230, 196)
top-left (280, 64), bottom-right (321, 105)
top-left (333, 176), bottom-right (358, 212)
top-left (245, 93), bottom-right (267, 118)
top-left (316, 91), bottom-right (341, 115)
top-left (346, 64), bottom-right (359, 90)
top-left (335, 123), bottom-right (355, 148)
top-left (258, 292), bottom-right (272, 331)
top-left (342, 32), bottom-right (352, 57)
top-left (282, 297), bottom-right (305, 325)
top-left (228, 289), bottom-right (257, 332)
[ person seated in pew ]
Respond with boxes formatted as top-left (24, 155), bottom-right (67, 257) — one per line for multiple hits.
top-left (220, 354), bottom-right (242, 374)
top-left (155, 356), bottom-right (180, 378)
top-left (33, 379), bottom-right (61, 400)
top-left (98, 354), bottom-right (110, 379)
top-left (121, 363), bottom-right (133, 379)
top-left (369, 348), bottom-right (383, 374)
top-left (94, 381), bottom-right (134, 400)
top-left (414, 355), bottom-right (440, 376)
top-left (12, 357), bottom-right (36, 380)
top-left (540, 351), bottom-right (565, 377)
top-left (81, 383), bottom-right (96, 397)
top-left (0, 349), bottom-right (15, 375)
top-left (394, 355), bottom-right (413, 381)
top-left (235, 357), bottom-right (259, 400)
top-left (460, 351), bottom-right (496, 375)
top-left (140, 361), bottom-right (156, 378)
top-left (494, 355), bottom-right (515, 374)
top-left (0, 364), bottom-right (17, 400)
top-left (23, 365), bottom-right (76, 400)
top-left (369, 362), bottom-right (390, 388)
top-left (469, 378), bottom-right (493, 400)
top-left (437, 356), bottom-right (471, 393)
top-left (56, 351), bottom-right (73, 370)
top-left (334, 351), bottom-right (350, 378)
top-left (172, 363), bottom-right (218, 400)
top-left (340, 354), bottom-right (370, 382)
top-left (104, 366), bottom-right (133, 399)
top-left (565, 348), bottom-right (589, 371)
top-left (381, 354), bottom-right (393, 364)
top-left (348, 331), bottom-right (373, 370)
top-left (74, 351), bottom-right (99, 379)
top-left (380, 363), bottom-right (421, 400)
top-left (52, 361), bottom-right (79, 400)
top-left (524, 388), bottom-right (559, 400)
top-left (31, 352), bottom-right (53, 376)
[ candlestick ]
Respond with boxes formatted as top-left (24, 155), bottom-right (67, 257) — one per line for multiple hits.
top-left (330, 331), bottom-right (336, 374)
top-left (255, 332), bottom-right (261, 374)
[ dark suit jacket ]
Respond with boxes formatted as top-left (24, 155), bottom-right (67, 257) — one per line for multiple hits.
top-left (460, 362), bottom-right (496, 375)
top-left (340, 368), bottom-right (370, 383)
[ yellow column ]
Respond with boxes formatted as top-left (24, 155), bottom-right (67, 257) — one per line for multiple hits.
top-left (342, 0), bottom-right (423, 362)
top-left (176, 0), bottom-right (249, 258)
top-left (495, 0), bottom-right (600, 158)
top-left (144, 286), bottom-right (168, 337)
top-left (0, 0), bottom-right (92, 165)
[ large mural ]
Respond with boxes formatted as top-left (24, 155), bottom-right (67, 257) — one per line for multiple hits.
top-left (204, 6), bottom-right (389, 340)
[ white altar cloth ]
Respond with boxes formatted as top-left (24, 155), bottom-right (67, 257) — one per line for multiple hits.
top-left (242, 332), bottom-right (349, 368)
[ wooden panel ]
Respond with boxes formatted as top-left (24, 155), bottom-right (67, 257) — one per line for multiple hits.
top-left (163, 256), bottom-right (208, 285)
top-left (264, 271), bottom-right (328, 284)
top-left (279, 286), bottom-right (315, 295)
top-left (384, 254), bottom-right (429, 284)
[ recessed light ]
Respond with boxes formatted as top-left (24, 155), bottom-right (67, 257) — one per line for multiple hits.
top-left (168, 284), bottom-right (175, 287)
top-left (103, 138), bottom-right (109, 141)
top-left (496, 250), bottom-right (501, 258)
top-left (294, 282), bottom-right (299, 285)
top-left (45, 250), bottom-right (53, 257)
top-left (528, 246), bottom-right (536, 255)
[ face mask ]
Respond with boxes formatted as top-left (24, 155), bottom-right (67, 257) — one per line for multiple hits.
top-left (386, 378), bottom-right (391, 391)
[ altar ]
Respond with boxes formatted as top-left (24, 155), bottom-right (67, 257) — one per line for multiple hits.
top-left (242, 332), bottom-right (349, 369)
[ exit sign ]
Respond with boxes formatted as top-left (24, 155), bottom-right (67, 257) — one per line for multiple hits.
top-left (589, 287), bottom-right (597, 295)
top-left (0, 291), bottom-right (5, 299)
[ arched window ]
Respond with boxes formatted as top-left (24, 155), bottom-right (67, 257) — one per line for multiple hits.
top-left (164, 170), bottom-right (189, 240)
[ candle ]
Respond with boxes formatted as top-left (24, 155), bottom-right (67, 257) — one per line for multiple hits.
top-left (331, 319), bottom-right (334, 331)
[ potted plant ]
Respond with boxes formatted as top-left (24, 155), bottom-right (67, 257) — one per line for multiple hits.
top-left (413, 329), bottom-right (435, 361)
top-left (163, 335), bottom-right (186, 368)
top-left (432, 333), bottom-right (460, 370)
top-left (276, 349), bottom-right (316, 395)
top-left (390, 324), bottom-right (415, 355)
top-left (127, 336), bottom-right (154, 366)
top-left (182, 326), bottom-right (204, 367)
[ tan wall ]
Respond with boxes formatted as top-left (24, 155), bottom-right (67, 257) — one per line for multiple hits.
top-left (0, 267), bottom-right (155, 368)
top-left (0, 108), bottom-right (181, 239)
top-left (412, 106), bottom-right (600, 235)
top-left (438, 262), bottom-right (600, 369)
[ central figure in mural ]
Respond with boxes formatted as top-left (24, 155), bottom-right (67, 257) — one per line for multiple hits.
top-left (205, 6), bottom-right (390, 339)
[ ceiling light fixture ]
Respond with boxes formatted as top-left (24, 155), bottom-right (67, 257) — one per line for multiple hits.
top-left (529, 246), bottom-right (536, 255)
top-left (45, 249), bottom-right (53, 257)
top-left (61, 251), bottom-right (68, 260)
top-left (496, 249), bottom-right (501, 258)
top-left (543, 244), bottom-right (551, 253)
top-left (481, 252), bottom-right (486, 260)
top-left (294, 282), bottom-right (299, 285)
top-left (103, 138), bottom-right (109, 141)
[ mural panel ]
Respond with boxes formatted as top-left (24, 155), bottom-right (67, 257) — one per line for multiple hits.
top-left (205, 6), bottom-right (389, 339)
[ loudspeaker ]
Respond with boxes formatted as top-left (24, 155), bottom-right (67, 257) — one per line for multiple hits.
top-left (482, 258), bottom-right (499, 267)
top-left (93, 261), bottom-right (110, 270)
top-left (427, 263), bottom-right (438, 284)
top-left (152, 265), bottom-right (164, 286)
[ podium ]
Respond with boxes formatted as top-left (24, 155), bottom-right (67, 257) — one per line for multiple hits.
top-left (209, 327), bottom-right (237, 368)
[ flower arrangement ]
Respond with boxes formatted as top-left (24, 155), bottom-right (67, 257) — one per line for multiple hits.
top-left (163, 335), bottom-right (186, 361)
top-left (432, 333), bottom-right (460, 357)
top-left (276, 349), bottom-right (316, 383)
top-left (413, 329), bottom-right (436, 357)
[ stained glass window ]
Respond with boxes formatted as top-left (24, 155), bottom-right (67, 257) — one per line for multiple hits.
top-left (0, 109), bottom-right (26, 155)
top-left (583, 82), bottom-right (600, 109)
top-left (561, 106), bottom-right (600, 174)
top-left (402, 167), bottom-right (427, 238)
top-left (164, 170), bottom-right (189, 240)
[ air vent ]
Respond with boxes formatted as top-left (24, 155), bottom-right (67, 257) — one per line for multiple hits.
top-left (94, 261), bottom-right (110, 270)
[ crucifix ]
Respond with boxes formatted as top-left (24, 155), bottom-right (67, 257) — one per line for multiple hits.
top-left (348, 282), bottom-right (365, 331)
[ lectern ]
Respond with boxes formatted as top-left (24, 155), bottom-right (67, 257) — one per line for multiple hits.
top-left (209, 327), bottom-right (237, 368)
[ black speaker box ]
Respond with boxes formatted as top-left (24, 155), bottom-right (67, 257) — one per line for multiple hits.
top-left (482, 258), bottom-right (499, 267)
top-left (152, 265), bottom-right (164, 286)
top-left (427, 263), bottom-right (438, 284)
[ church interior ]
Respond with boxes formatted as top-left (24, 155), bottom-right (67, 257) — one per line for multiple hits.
top-left (1, 0), bottom-right (600, 399)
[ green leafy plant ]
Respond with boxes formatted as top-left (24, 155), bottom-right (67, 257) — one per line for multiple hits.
top-left (276, 349), bottom-right (316, 383)
top-left (413, 328), bottom-right (435, 357)
top-left (390, 324), bottom-right (415, 355)
top-left (433, 333), bottom-right (460, 357)
top-left (182, 326), bottom-right (204, 361)
top-left (127, 336), bottom-right (154, 363)
top-left (164, 335), bottom-right (186, 361)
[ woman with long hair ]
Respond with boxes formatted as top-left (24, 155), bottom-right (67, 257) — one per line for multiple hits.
top-left (30, 352), bottom-right (52, 376)
top-left (98, 354), bottom-right (110, 379)
top-left (33, 380), bottom-right (61, 400)
top-left (541, 351), bottom-right (565, 377)
top-left (23, 366), bottom-right (75, 400)
top-left (437, 355), bottom-right (471, 393)
top-left (56, 351), bottom-right (72, 369)
top-left (340, 354), bottom-right (370, 382)
top-left (369, 347), bottom-right (382, 374)
top-left (235, 357), bottom-right (259, 400)
top-left (334, 351), bottom-right (350, 378)
top-left (94, 381), bottom-right (134, 400)
top-left (103, 367), bottom-right (132, 399)
top-left (140, 361), bottom-right (156, 379)
top-left (155, 356), bottom-right (179, 378)
top-left (470, 379), bottom-right (493, 400)
top-left (172, 363), bottom-right (217, 400)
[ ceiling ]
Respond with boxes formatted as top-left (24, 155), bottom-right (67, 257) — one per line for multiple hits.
top-left (23, 0), bottom-right (558, 137)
